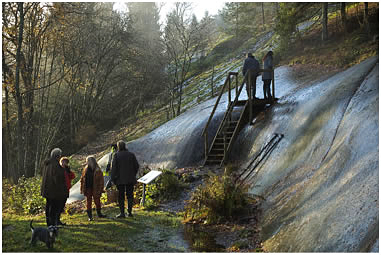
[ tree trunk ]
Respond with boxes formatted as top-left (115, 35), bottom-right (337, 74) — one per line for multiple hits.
top-left (322, 3), bottom-right (328, 41)
top-left (235, 3), bottom-right (239, 38)
top-left (176, 83), bottom-right (182, 116)
top-left (211, 65), bottom-right (215, 98)
top-left (23, 67), bottom-right (36, 178)
top-left (364, 2), bottom-right (370, 37)
top-left (2, 50), bottom-right (13, 181)
top-left (364, 2), bottom-right (369, 19)
top-left (341, 3), bottom-right (347, 32)
top-left (262, 2), bottom-right (265, 29)
top-left (14, 2), bottom-right (26, 183)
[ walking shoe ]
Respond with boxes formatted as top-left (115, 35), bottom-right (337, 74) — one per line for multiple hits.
top-left (96, 208), bottom-right (106, 218)
top-left (116, 213), bottom-right (126, 218)
top-left (87, 209), bottom-right (94, 221)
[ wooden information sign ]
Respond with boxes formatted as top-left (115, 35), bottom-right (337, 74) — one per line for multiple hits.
top-left (137, 170), bottom-right (162, 206)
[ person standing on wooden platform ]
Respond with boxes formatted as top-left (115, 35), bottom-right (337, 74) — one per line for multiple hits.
top-left (242, 52), bottom-right (260, 100)
top-left (262, 51), bottom-right (274, 101)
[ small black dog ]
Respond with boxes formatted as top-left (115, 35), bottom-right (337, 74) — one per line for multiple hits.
top-left (30, 220), bottom-right (59, 248)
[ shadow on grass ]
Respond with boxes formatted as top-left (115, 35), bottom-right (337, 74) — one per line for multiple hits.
top-left (2, 207), bottom-right (187, 252)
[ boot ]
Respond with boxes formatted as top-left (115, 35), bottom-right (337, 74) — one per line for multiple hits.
top-left (116, 206), bottom-right (126, 218)
top-left (46, 216), bottom-right (51, 226)
top-left (87, 209), bottom-right (94, 221)
top-left (127, 199), bottom-right (133, 217)
top-left (96, 208), bottom-right (106, 218)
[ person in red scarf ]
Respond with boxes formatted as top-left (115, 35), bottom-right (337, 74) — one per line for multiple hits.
top-left (58, 157), bottom-right (76, 225)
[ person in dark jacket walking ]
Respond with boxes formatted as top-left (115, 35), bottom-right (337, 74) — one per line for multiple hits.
top-left (262, 51), bottom-right (274, 100)
top-left (80, 156), bottom-right (106, 221)
top-left (242, 52), bottom-right (260, 100)
top-left (41, 148), bottom-right (69, 226)
top-left (111, 140), bottom-right (140, 218)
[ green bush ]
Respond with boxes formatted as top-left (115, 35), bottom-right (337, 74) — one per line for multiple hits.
top-left (184, 171), bottom-right (249, 224)
top-left (3, 176), bottom-right (45, 215)
top-left (136, 169), bottom-right (186, 209)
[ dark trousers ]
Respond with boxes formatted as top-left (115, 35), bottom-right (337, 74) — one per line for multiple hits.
top-left (45, 198), bottom-right (62, 226)
top-left (117, 184), bottom-right (134, 214)
top-left (246, 75), bottom-right (257, 99)
top-left (263, 79), bottom-right (272, 99)
top-left (85, 188), bottom-right (101, 210)
top-left (60, 198), bottom-right (67, 213)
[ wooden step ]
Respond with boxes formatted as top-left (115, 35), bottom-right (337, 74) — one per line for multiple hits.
top-left (207, 153), bottom-right (223, 157)
top-left (214, 142), bottom-right (231, 147)
top-left (227, 122), bottom-right (238, 127)
top-left (210, 148), bottom-right (224, 152)
top-left (215, 136), bottom-right (232, 140)
top-left (234, 100), bottom-right (247, 106)
top-left (205, 160), bottom-right (222, 165)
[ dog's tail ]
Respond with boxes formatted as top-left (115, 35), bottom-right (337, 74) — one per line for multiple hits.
top-left (30, 220), bottom-right (34, 231)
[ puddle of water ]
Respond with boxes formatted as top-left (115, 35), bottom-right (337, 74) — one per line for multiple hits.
top-left (183, 224), bottom-right (225, 252)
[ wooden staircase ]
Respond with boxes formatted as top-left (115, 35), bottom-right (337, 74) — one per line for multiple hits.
top-left (204, 100), bottom-right (249, 165)
top-left (202, 69), bottom-right (275, 167)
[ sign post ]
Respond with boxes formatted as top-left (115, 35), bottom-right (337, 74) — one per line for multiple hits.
top-left (137, 170), bottom-right (162, 206)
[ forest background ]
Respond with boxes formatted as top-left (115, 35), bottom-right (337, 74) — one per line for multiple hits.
top-left (2, 2), bottom-right (378, 185)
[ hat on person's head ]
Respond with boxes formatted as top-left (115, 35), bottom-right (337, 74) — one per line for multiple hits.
top-left (247, 52), bottom-right (253, 57)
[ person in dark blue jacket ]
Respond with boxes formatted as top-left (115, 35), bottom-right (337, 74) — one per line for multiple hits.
top-left (242, 52), bottom-right (260, 100)
top-left (111, 140), bottom-right (139, 218)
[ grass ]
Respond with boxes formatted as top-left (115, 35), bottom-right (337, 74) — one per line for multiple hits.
top-left (2, 206), bottom-right (186, 252)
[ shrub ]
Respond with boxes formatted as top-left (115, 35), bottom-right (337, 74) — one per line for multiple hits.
top-left (3, 176), bottom-right (45, 215)
top-left (184, 171), bottom-right (250, 224)
top-left (136, 169), bottom-right (186, 209)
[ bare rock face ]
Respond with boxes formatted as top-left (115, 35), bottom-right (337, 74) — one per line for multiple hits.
top-left (231, 56), bottom-right (379, 252)
top-left (68, 56), bottom-right (378, 252)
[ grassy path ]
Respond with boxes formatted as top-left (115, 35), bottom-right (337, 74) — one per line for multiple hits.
top-left (2, 206), bottom-right (189, 252)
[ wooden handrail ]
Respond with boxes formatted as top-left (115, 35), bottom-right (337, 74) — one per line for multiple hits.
top-left (201, 72), bottom-right (242, 137)
top-left (201, 74), bottom-right (230, 137)
top-left (202, 67), bottom-right (275, 163)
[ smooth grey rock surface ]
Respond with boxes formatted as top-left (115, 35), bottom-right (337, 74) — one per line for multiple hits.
top-left (231, 56), bottom-right (379, 252)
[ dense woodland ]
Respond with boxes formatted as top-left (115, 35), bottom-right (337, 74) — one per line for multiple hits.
top-left (2, 2), bottom-right (378, 183)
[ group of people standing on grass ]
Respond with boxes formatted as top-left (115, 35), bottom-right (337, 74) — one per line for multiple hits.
top-left (242, 50), bottom-right (274, 101)
top-left (40, 140), bottom-right (139, 226)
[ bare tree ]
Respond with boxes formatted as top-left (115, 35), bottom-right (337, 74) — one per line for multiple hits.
top-left (322, 3), bottom-right (328, 41)
top-left (14, 2), bottom-right (26, 181)
top-left (164, 3), bottom-right (209, 116)
top-left (262, 2), bottom-right (265, 29)
top-left (341, 3), bottom-right (347, 33)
